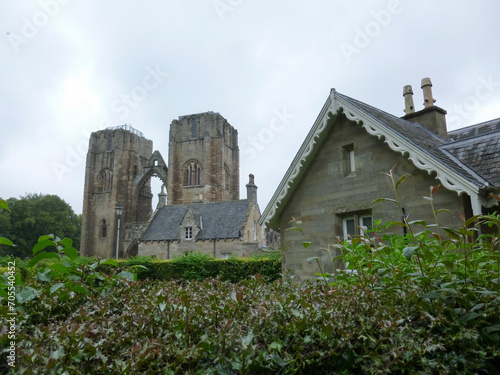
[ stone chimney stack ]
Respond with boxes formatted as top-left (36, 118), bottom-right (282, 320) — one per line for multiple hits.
top-left (158, 185), bottom-right (167, 208)
top-left (403, 85), bottom-right (415, 114)
top-left (246, 174), bottom-right (258, 204)
top-left (402, 78), bottom-right (448, 138)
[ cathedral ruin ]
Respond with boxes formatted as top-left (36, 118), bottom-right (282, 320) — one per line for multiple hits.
top-left (80, 112), bottom-right (265, 259)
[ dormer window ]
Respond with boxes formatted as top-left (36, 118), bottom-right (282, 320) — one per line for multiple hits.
top-left (185, 227), bottom-right (193, 240)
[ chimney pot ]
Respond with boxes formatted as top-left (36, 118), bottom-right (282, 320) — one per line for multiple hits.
top-left (421, 77), bottom-right (436, 108)
top-left (246, 173), bottom-right (258, 204)
top-left (403, 85), bottom-right (415, 114)
top-left (158, 185), bottom-right (167, 208)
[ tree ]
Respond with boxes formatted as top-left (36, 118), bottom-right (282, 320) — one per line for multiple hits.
top-left (0, 194), bottom-right (81, 259)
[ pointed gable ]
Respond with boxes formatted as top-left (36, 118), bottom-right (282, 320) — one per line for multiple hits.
top-left (260, 89), bottom-right (498, 228)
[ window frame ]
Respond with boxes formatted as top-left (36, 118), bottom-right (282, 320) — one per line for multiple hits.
top-left (185, 226), bottom-right (193, 240)
top-left (341, 212), bottom-right (372, 240)
top-left (342, 143), bottom-right (355, 175)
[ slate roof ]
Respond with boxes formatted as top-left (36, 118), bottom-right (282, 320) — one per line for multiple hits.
top-left (336, 91), bottom-right (499, 188)
top-left (259, 89), bottom-right (500, 228)
top-left (444, 119), bottom-right (500, 186)
top-left (141, 200), bottom-right (249, 241)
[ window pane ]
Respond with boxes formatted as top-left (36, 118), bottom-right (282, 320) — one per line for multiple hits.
top-left (361, 216), bottom-right (372, 228)
top-left (345, 219), bottom-right (355, 236)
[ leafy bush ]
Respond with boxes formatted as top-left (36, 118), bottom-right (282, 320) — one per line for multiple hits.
top-left (135, 254), bottom-right (282, 283)
top-left (3, 275), bottom-right (499, 374)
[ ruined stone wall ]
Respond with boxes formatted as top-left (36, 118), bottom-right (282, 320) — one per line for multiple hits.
top-left (81, 128), bottom-right (153, 258)
top-left (167, 112), bottom-right (239, 205)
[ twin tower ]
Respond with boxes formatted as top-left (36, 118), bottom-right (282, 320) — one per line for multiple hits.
top-left (80, 112), bottom-right (240, 258)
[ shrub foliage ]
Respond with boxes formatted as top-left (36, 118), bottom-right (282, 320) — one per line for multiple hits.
top-left (1, 169), bottom-right (500, 373)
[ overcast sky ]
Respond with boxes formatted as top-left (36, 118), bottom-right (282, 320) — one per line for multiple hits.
top-left (1, 1), bottom-right (499, 215)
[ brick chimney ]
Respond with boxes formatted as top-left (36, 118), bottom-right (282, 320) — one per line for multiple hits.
top-left (246, 174), bottom-right (258, 204)
top-left (402, 78), bottom-right (447, 137)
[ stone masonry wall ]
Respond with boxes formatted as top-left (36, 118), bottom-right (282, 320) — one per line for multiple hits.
top-left (280, 114), bottom-right (466, 282)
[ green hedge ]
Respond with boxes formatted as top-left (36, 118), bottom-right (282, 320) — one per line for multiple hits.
top-left (132, 256), bottom-right (282, 283)
top-left (1, 253), bottom-right (282, 284)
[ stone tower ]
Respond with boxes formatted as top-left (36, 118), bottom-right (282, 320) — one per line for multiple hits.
top-left (80, 125), bottom-right (159, 258)
top-left (167, 112), bottom-right (239, 204)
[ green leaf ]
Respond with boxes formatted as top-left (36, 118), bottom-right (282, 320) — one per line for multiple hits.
top-left (59, 237), bottom-right (73, 248)
top-left (435, 209), bottom-right (452, 215)
top-left (303, 241), bottom-right (313, 249)
top-left (70, 285), bottom-right (90, 295)
top-left (307, 256), bottom-right (319, 264)
top-left (482, 325), bottom-right (500, 334)
top-left (458, 312), bottom-right (480, 324)
top-left (38, 234), bottom-right (54, 242)
top-left (100, 259), bottom-right (118, 267)
top-left (403, 246), bottom-right (418, 261)
top-left (442, 227), bottom-right (461, 240)
top-left (0, 237), bottom-right (14, 246)
top-left (37, 269), bottom-right (52, 282)
top-left (372, 198), bottom-right (398, 205)
top-left (0, 199), bottom-right (10, 211)
top-left (422, 291), bottom-right (441, 299)
top-left (33, 239), bottom-right (57, 255)
top-left (50, 282), bottom-right (65, 294)
top-left (395, 174), bottom-right (412, 189)
top-left (470, 303), bottom-right (484, 312)
top-left (50, 263), bottom-right (70, 275)
top-left (17, 286), bottom-right (39, 304)
top-left (408, 220), bottom-right (426, 226)
top-left (27, 251), bottom-right (60, 267)
top-left (116, 271), bottom-right (135, 281)
top-left (131, 265), bottom-right (148, 270)
top-left (269, 341), bottom-right (283, 351)
top-left (62, 246), bottom-right (78, 261)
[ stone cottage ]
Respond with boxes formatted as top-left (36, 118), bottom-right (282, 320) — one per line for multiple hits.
top-left (259, 78), bottom-right (500, 282)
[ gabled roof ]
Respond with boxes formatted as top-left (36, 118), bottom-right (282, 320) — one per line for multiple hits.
top-left (141, 200), bottom-right (249, 241)
top-left (259, 89), bottom-right (500, 228)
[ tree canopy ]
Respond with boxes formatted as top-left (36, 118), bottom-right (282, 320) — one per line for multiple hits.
top-left (0, 193), bottom-right (81, 259)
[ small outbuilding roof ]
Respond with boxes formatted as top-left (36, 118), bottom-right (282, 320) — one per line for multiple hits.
top-left (141, 199), bottom-right (250, 241)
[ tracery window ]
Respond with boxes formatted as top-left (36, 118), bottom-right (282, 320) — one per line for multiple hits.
top-left (97, 169), bottom-right (113, 191)
top-left (184, 161), bottom-right (201, 186)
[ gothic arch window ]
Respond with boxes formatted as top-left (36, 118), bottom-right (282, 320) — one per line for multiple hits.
top-left (184, 160), bottom-right (202, 186)
top-left (97, 169), bottom-right (113, 192)
top-left (100, 219), bottom-right (108, 238)
top-left (190, 118), bottom-right (198, 139)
